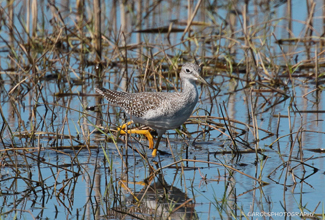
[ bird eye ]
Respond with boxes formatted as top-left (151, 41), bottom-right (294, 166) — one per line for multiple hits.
top-left (186, 68), bottom-right (190, 73)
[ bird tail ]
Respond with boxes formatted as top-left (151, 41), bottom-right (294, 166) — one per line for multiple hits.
top-left (95, 87), bottom-right (127, 103)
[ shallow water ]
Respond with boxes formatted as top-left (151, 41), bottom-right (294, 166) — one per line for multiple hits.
top-left (1, 0), bottom-right (325, 219)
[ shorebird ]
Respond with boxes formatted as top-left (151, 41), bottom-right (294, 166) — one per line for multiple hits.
top-left (96, 63), bottom-right (214, 157)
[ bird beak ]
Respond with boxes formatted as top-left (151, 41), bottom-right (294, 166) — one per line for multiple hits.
top-left (196, 75), bottom-right (216, 90)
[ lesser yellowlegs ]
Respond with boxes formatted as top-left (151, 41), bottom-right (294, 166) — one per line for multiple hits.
top-left (95, 63), bottom-right (214, 157)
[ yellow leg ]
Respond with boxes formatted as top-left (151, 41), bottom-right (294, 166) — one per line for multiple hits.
top-left (152, 149), bottom-right (157, 157)
top-left (152, 135), bottom-right (162, 157)
top-left (117, 121), bottom-right (154, 150)
top-left (119, 120), bottom-right (134, 130)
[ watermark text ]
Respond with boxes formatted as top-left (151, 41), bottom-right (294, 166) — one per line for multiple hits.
top-left (247, 211), bottom-right (314, 217)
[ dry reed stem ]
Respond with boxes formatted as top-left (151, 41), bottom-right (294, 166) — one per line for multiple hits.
top-left (93, 0), bottom-right (102, 63)
top-left (181, 0), bottom-right (203, 40)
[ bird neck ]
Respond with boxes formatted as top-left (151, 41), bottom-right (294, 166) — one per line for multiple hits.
top-left (181, 78), bottom-right (198, 103)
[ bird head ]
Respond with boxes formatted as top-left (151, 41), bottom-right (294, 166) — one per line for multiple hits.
top-left (180, 63), bottom-right (215, 90)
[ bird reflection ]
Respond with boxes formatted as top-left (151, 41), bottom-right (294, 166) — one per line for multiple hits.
top-left (121, 165), bottom-right (197, 219)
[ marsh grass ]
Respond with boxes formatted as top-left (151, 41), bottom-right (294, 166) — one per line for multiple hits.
top-left (0, 0), bottom-right (325, 219)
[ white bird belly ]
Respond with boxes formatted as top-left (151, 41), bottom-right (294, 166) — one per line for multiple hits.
top-left (131, 101), bottom-right (196, 131)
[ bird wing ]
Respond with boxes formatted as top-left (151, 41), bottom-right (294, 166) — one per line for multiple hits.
top-left (115, 92), bottom-right (168, 118)
top-left (95, 87), bottom-right (128, 103)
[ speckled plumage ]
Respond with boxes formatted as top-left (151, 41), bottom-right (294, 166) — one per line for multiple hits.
top-left (95, 63), bottom-right (212, 156)
top-left (95, 88), bottom-right (171, 118)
